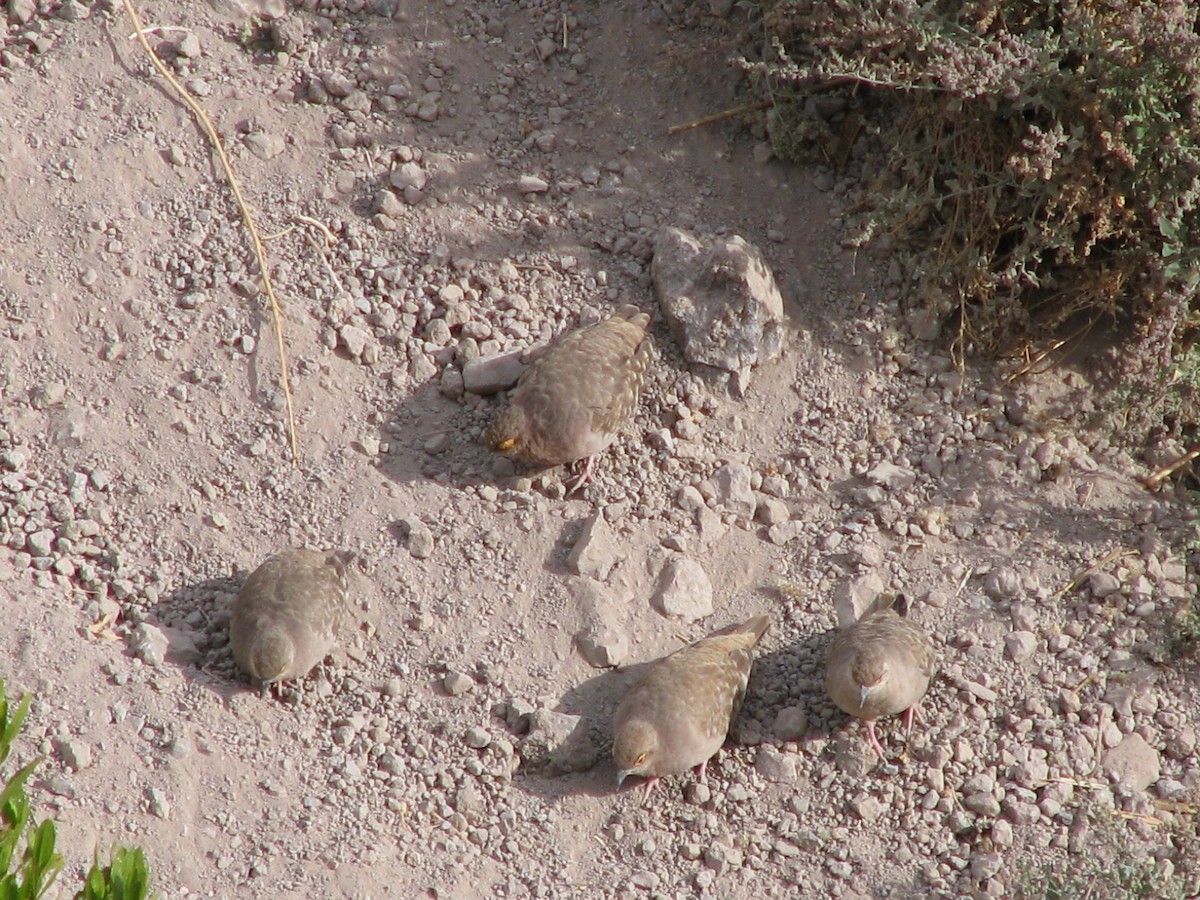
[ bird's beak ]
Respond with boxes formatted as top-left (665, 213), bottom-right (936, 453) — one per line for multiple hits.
top-left (859, 684), bottom-right (873, 708)
top-left (616, 770), bottom-right (630, 788)
top-left (495, 437), bottom-right (517, 451)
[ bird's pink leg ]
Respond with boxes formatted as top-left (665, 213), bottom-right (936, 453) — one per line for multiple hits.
top-left (864, 720), bottom-right (887, 759)
top-left (565, 455), bottom-right (596, 495)
top-left (639, 776), bottom-right (659, 805)
top-left (903, 702), bottom-right (925, 735)
top-left (694, 760), bottom-right (708, 785)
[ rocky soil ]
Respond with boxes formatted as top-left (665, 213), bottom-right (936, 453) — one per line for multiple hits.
top-left (2, 0), bottom-right (1199, 898)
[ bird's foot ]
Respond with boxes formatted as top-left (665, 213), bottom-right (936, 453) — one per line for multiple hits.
top-left (639, 776), bottom-right (660, 806)
top-left (694, 760), bottom-right (708, 785)
top-left (865, 720), bottom-right (888, 759)
top-left (564, 456), bottom-right (596, 496)
top-left (903, 702), bottom-right (925, 735)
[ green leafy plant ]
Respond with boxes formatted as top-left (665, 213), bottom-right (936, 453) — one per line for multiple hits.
top-left (75, 848), bottom-right (154, 900)
top-left (0, 680), bottom-right (154, 900)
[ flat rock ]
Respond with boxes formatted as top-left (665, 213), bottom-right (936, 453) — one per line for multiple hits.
top-left (652, 557), bottom-right (713, 622)
top-left (651, 226), bottom-right (785, 395)
top-left (832, 572), bottom-right (886, 628)
top-left (712, 462), bottom-right (755, 518)
top-left (864, 461), bottom-right (916, 491)
top-left (462, 350), bottom-right (529, 394)
top-left (575, 626), bottom-right (629, 668)
top-left (1004, 630), bottom-right (1037, 662)
top-left (522, 708), bottom-right (598, 773)
top-left (566, 512), bottom-right (620, 580)
top-left (1102, 733), bottom-right (1160, 792)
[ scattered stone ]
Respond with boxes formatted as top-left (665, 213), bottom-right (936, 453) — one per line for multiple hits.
top-left (575, 626), bottom-right (629, 668)
top-left (565, 512), bottom-right (620, 580)
top-left (712, 462), bottom-right (755, 518)
top-left (464, 726), bottom-right (492, 749)
top-left (983, 566), bottom-right (1022, 601)
top-left (832, 572), bottom-right (886, 628)
top-left (130, 623), bottom-right (169, 667)
top-left (864, 461), bottom-right (916, 491)
top-left (1004, 631), bottom-right (1037, 662)
top-left (522, 708), bottom-right (598, 773)
top-left (31, 383), bottom-right (67, 408)
top-left (755, 746), bottom-right (797, 783)
top-left (767, 520), bottom-right (805, 546)
top-left (773, 706), bottom-right (808, 742)
top-left (338, 324), bottom-right (372, 359)
top-left (1089, 571), bottom-right (1121, 598)
top-left (147, 786), bottom-right (171, 820)
top-left (651, 227), bottom-right (786, 394)
top-left (443, 671), bottom-right (474, 696)
top-left (1102, 733), bottom-right (1160, 792)
top-left (462, 350), bottom-right (529, 394)
top-left (400, 517), bottom-right (434, 560)
top-left (849, 793), bottom-right (885, 822)
top-left (518, 175), bottom-right (549, 194)
top-left (8, 0), bottom-right (36, 26)
top-left (54, 738), bottom-right (93, 771)
top-left (652, 557), bottom-right (714, 622)
top-left (243, 132), bottom-right (285, 160)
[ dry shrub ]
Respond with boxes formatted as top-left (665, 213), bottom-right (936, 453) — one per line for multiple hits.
top-left (744, 0), bottom-right (1200, 419)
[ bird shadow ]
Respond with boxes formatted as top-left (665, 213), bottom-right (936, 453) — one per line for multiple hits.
top-left (512, 660), bottom-right (654, 803)
top-left (135, 572), bottom-right (247, 704)
top-left (514, 620), bottom-right (849, 805)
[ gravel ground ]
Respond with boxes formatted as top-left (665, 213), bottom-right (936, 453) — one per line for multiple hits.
top-left (2, 0), bottom-right (1199, 898)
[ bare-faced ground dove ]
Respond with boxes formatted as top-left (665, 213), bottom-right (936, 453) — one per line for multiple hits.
top-left (824, 593), bottom-right (936, 758)
top-left (612, 614), bottom-right (770, 801)
top-left (485, 304), bottom-right (652, 493)
top-left (230, 549), bottom-right (351, 688)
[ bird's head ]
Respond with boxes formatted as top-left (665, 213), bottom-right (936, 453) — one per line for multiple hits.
top-left (485, 406), bottom-right (527, 457)
top-left (613, 719), bottom-right (659, 785)
top-left (852, 654), bottom-right (889, 708)
top-left (249, 629), bottom-right (294, 685)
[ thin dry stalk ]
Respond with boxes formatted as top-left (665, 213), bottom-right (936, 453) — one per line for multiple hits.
top-left (121, 0), bottom-right (301, 465)
top-left (1052, 547), bottom-right (1137, 600)
top-left (1142, 444), bottom-right (1200, 489)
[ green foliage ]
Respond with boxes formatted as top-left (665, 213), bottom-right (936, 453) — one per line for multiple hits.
top-left (0, 681), bottom-right (154, 900)
top-left (746, 0), bottom-right (1200, 416)
top-left (74, 848), bottom-right (153, 900)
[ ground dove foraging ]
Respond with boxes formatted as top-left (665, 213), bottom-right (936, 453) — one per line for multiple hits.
top-left (230, 549), bottom-right (351, 688)
top-left (613, 614), bottom-right (770, 802)
top-left (485, 304), bottom-right (652, 493)
top-left (824, 593), bottom-right (936, 758)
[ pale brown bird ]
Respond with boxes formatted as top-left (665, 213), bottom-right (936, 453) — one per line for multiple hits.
top-left (613, 614), bottom-right (770, 802)
top-left (485, 304), bottom-right (651, 493)
top-left (824, 593), bottom-right (936, 758)
top-left (230, 549), bottom-right (352, 688)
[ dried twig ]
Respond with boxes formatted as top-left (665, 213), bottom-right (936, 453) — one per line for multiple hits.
top-left (1142, 444), bottom-right (1200, 490)
top-left (668, 100), bottom-right (771, 135)
top-left (1052, 547), bottom-right (1136, 600)
top-left (121, 0), bottom-right (301, 465)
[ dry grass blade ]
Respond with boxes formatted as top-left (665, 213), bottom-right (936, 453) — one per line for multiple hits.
top-left (1142, 444), bottom-right (1200, 490)
top-left (668, 100), bottom-right (771, 135)
top-left (1052, 547), bottom-right (1137, 600)
top-left (120, 0), bottom-right (301, 466)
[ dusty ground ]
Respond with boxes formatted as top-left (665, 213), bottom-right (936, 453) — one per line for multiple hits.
top-left (2, 0), bottom-right (1199, 898)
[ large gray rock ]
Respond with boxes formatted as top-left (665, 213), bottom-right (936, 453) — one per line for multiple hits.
top-left (651, 226), bottom-right (786, 394)
top-left (652, 557), bottom-right (714, 622)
